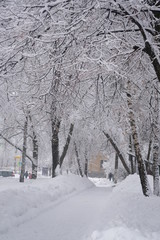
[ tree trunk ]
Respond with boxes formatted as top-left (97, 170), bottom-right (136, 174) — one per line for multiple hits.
top-left (84, 149), bottom-right (88, 177)
top-left (28, 114), bottom-right (38, 179)
top-left (60, 123), bottom-right (74, 168)
top-left (20, 117), bottom-right (28, 183)
top-left (51, 117), bottom-right (61, 178)
top-left (114, 153), bottom-right (118, 184)
top-left (74, 141), bottom-right (83, 177)
top-left (128, 135), bottom-right (135, 174)
top-left (152, 84), bottom-right (160, 196)
top-left (103, 131), bottom-right (130, 174)
top-left (153, 144), bottom-right (160, 195)
top-left (146, 133), bottom-right (152, 174)
top-left (127, 81), bottom-right (150, 196)
top-left (32, 131), bottom-right (38, 179)
top-left (144, 41), bottom-right (160, 83)
top-left (118, 3), bottom-right (160, 83)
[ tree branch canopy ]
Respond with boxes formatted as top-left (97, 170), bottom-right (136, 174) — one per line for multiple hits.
top-left (0, 133), bottom-right (36, 166)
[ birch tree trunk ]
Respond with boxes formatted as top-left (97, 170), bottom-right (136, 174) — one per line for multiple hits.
top-left (128, 135), bottom-right (135, 174)
top-left (32, 131), bottom-right (38, 179)
top-left (146, 132), bottom-right (152, 174)
top-left (127, 81), bottom-right (150, 196)
top-left (20, 117), bottom-right (28, 183)
top-left (153, 143), bottom-right (160, 195)
top-left (152, 83), bottom-right (160, 196)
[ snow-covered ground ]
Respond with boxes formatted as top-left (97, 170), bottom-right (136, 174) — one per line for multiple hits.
top-left (0, 173), bottom-right (160, 240)
top-left (89, 175), bottom-right (160, 240)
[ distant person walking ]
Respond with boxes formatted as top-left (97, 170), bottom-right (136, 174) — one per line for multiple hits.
top-left (108, 172), bottom-right (113, 181)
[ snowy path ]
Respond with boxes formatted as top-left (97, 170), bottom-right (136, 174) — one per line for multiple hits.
top-left (1, 186), bottom-right (112, 240)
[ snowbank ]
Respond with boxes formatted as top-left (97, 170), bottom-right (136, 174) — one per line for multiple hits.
top-left (1, 173), bottom-right (160, 240)
top-left (89, 174), bottom-right (160, 240)
top-left (0, 174), bottom-right (94, 235)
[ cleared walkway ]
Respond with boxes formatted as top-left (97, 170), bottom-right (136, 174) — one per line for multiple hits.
top-left (2, 186), bottom-right (112, 240)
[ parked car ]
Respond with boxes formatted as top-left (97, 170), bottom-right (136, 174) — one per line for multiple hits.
top-left (0, 170), bottom-right (15, 177)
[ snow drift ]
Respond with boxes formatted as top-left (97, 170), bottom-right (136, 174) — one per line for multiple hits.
top-left (89, 174), bottom-right (160, 240)
top-left (0, 174), bottom-right (94, 235)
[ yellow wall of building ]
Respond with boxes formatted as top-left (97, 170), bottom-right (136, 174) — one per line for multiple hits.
top-left (88, 153), bottom-right (107, 177)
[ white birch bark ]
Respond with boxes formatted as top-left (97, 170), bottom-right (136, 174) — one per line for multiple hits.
top-left (127, 81), bottom-right (150, 196)
top-left (152, 82), bottom-right (160, 196)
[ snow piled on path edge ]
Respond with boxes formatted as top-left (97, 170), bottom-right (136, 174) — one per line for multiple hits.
top-left (0, 174), bottom-right (94, 235)
top-left (88, 174), bottom-right (160, 240)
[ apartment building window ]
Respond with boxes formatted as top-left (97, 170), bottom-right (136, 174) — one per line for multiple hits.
top-left (100, 160), bottom-right (107, 169)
